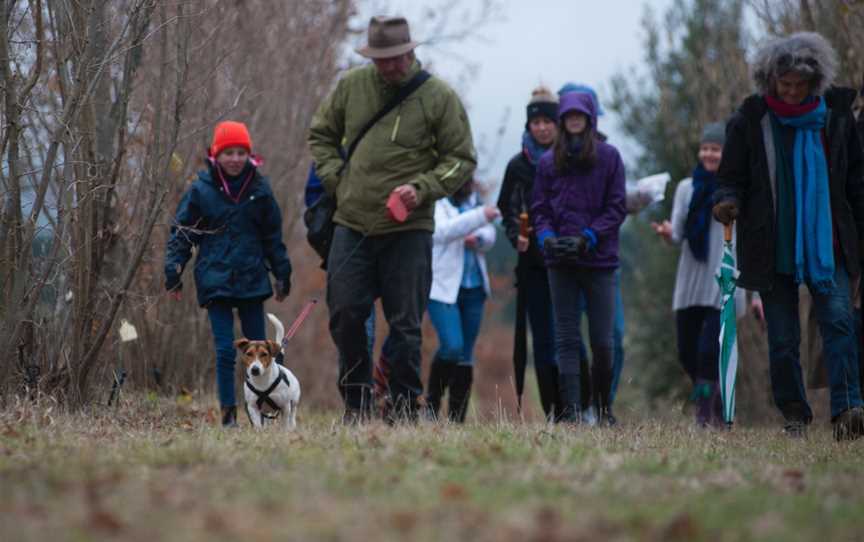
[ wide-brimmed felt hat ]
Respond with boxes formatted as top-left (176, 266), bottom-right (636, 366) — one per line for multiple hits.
top-left (356, 16), bottom-right (419, 59)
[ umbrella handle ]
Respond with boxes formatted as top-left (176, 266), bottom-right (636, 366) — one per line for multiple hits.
top-left (724, 222), bottom-right (733, 243)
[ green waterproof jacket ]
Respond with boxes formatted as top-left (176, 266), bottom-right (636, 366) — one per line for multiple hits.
top-left (308, 61), bottom-right (477, 235)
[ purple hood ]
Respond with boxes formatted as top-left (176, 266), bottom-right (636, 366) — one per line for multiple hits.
top-left (558, 92), bottom-right (597, 126)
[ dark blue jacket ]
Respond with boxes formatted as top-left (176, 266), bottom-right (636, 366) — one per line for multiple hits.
top-left (164, 164), bottom-right (292, 306)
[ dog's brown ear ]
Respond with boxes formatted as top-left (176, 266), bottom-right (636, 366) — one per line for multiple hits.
top-left (266, 340), bottom-right (281, 357)
top-left (234, 338), bottom-right (250, 351)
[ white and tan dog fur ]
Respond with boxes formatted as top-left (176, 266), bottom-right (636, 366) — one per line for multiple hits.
top-left (234, 313), bottom-right (300, 429)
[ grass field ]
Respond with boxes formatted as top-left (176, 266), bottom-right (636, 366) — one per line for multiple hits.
top-left (2, 394), bottom-right (863, 542)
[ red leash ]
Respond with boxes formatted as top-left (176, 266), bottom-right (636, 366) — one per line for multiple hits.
top-left (281, 299), bottom-right (318, 348)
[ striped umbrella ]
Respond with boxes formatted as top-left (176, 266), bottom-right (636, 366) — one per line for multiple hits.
top-left (716, 223), bottom-right (739, 426)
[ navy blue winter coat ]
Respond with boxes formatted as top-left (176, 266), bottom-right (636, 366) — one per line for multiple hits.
top-left (164, 163), bottom-right (292, 307)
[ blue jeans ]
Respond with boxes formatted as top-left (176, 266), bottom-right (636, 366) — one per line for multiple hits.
top-left (760, 266), bottom-right (863, 420)
top-left (428, 287), bottom-right (487, 366)
top-left (575, 269), bottom-right (625, 402)
top-left (207, 299), bottom-right (266, 408)
top-left (522, 266), bottom-right (556, 368)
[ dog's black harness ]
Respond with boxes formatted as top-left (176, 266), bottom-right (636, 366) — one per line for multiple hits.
top-left (245, 371), bottom-right (290, 421)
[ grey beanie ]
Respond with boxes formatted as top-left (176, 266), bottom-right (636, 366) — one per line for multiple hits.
top-left (700, 122), bottom-right (726, 146)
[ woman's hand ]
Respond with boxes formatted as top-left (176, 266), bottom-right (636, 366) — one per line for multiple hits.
top-left (516, 235), bottom-right (530, 253)
top-left (464, 234), bottom-right (478, 249)
top-left (651, 220), bottom-right (673, 243)
top-left (483, 205), bottom-right (500, 222)
top-left (750, 296), bottom-right (765, 329)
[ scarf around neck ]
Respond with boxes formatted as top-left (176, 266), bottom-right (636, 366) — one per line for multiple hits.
top-left (522, 131), bottom-right (551, 165)
top-left (684, 163), bottom-right (716, 262)
top-left (765, 94), bottom-right (834, 292)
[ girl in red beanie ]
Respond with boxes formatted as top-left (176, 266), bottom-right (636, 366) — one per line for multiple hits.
top-left (165, 121), bottom-right (293, 427)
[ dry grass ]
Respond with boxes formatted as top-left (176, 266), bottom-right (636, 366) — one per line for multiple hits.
top-left (1, 393), bottom-right (863, 542)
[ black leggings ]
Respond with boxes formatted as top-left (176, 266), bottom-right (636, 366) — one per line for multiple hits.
top-left (675, 306), bottom-right (720, 383)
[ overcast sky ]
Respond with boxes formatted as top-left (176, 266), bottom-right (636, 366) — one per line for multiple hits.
top-left (352, 0), bottom-right (677, 189)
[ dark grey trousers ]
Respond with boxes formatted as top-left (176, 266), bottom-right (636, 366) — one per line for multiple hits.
top-left (327, 225), bottom-right (432, 414)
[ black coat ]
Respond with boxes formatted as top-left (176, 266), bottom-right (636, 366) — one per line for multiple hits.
top-left (497, 151), bottom-right (546, 269)
top-left (714, 88), bottom-right (864, 291)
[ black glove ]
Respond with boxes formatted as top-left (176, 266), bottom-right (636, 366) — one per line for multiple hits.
top-left (549, 236), bottom-right (589, 263)
top-left (165, 263), bottom-right (183, 292)
top-left (275, 277), bottom-right (291, 300)
top-left (712, 200), bottom-right (738, 225)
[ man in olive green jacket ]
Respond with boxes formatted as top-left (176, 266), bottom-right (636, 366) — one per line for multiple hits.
top-left (308, 16), bottom-right (476, 422)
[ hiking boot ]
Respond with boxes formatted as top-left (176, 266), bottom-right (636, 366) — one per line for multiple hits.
top-left (599, 407), bottom-right (617, 427)
top-left (592, 347), bottom-right (615, 428)
top-left (581, 405), bottom-right (598, 427)
top-left (221, 406), bottom-right (238, 428)
top-left (558, 372), bottom-right (583, 425)
top-left (448, 365), bottom-right (473, 424)
top-left (693, 380), bottom-right (714, 427)
top-left (783, 420), bottom-right (808, 439)
top-left (832, 406), bottom-right (864, 442)
top-left (425, 360), bottom-right (453, 421)
top-left (709, 382), bottom-right (726, 427)
top-left (535, 364), bottom-right (561, 422)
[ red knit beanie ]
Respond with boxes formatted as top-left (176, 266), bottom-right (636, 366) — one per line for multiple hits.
top-left (210, 121), bottom-right (252, 158)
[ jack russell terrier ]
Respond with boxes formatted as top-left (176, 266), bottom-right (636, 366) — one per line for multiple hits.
top-left (234, 313), bottom-right (300, 429)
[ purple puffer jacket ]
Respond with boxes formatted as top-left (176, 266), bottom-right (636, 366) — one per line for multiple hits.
top-left (531, 136), bottom-right (626, 269)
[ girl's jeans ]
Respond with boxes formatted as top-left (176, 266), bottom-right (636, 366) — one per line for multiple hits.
top-left (427, 287), bottom-right (487, 366)
top-left (207, 299), bottom-right (266, 408)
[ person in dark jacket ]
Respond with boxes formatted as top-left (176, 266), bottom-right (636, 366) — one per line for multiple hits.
top-left (558, 83), bottom-right (627, 425)
top-left (497, 86), bottom-right (562, 421)
top-left (532, 91), bottom-right (627, 426)
top-left (712, 32), bottom-right (864, 441)
top-left (165, 121), bottom-right (292, 427)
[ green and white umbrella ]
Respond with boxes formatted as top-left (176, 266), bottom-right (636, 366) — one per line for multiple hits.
top-left (716, 223), bottom-right (739, 426)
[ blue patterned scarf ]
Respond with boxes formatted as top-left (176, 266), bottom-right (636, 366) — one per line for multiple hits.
top-left (522, 131), bottom-right (550, 165)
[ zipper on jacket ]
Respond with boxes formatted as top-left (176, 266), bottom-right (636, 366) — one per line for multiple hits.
top-left (391, 115), bottom-right (401, 142)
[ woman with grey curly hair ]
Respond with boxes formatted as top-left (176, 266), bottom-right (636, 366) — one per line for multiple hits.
top-left (712, 32), bottom-right (864, 441)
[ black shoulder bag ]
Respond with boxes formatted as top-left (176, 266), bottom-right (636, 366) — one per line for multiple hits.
top-left (305, 70), bottom-right (432, 266)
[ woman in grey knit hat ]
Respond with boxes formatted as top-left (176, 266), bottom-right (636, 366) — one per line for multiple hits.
top-left (654, 123), bottom-right (736, 427)
top-left (712, 32), bottom-right (864, 441)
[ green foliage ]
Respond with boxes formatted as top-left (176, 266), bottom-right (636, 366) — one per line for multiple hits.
top-left (609, 0), bottom-right (753, 403)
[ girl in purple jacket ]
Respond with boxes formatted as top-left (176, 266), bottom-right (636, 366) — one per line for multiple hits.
top-left (532, 91), bottom-right (627, 426)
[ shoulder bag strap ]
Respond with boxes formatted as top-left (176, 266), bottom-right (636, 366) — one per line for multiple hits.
top-left (339, 70), bottom-right (432, 172)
